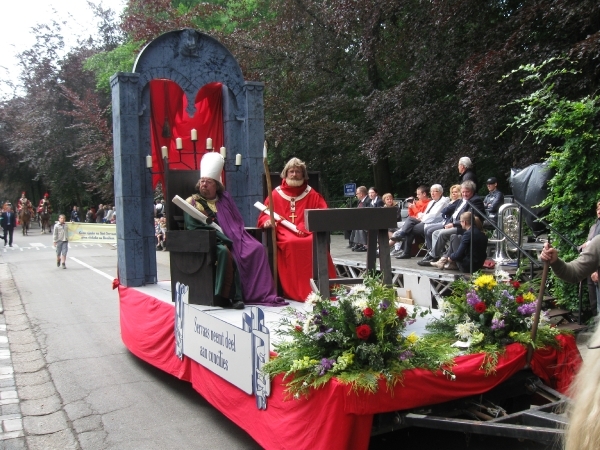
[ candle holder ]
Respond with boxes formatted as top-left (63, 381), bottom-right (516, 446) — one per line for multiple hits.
top-left (223, 155), bottom-right (242, 173)
top-left (146, 152), bottom-right (168, 175)
top-left (169, 132), bottom-right (202, 170)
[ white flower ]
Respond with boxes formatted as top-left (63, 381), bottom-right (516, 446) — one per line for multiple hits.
top-left (437, 299), bottom-right (451, 314)
top-left (349, 285), bottom-right (369, 295)
top-left (304, 292), bottom-right (320, 311)
top-left (494, 269), bottom-right (510, 282)
top-left (353, 297), bottom-right (368, 309)
top-left (540, 310), bottom-right (550, 324)
top-left (455, 320), bottom-right (476, 340)
top-left (303, 319), bottom-right (316, 334)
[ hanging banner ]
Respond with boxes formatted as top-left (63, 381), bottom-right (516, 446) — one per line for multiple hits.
top-left (66, 223), bottom-right (117, 244)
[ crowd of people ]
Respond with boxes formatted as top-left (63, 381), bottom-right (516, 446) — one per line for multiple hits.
top-left (348, 156), bottom-right (505, 273)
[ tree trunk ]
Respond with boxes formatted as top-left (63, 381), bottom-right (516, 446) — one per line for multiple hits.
top-left (373, 158), bottom-right (393, 196)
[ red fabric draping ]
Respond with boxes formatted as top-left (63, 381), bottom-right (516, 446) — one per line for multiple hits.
top-left (149, 81), bottom-right (224, 189)
top-left (119, 286), bottom-right (581, 450)
top-left (119, 285), bottom-right (192, 381)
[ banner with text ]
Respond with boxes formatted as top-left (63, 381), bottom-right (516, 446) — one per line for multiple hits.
top-left (177, 289), bottom-right (271, 409)
top-left (67, 223), bottom-right (117, 244)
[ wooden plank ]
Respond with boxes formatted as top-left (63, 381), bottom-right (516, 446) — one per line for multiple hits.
top-left (328, 278), bottom-right (364, 285)
top-left (377, 229), bottom-right (393, 285)
top-left (314, 231), bottom-right (331, 297)
top-left (166, 230), bottom-right (215, 253)
top-left (305, 208), bottom-right (397, 232)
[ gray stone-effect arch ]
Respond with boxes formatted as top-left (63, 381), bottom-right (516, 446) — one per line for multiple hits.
top-left (111, 29), bottom-right (266, 287)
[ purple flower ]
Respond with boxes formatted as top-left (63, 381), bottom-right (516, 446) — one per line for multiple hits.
top-left (501, 290), bottom-right (514, 301)
top-left (407, 319), bottom-right (416, 325)
top-left (491, 318), bottom-right (505, 330)
top-left (495, 300), bottom-right (502, 308)
top-left (466, 290), bottom-right (480, 306)
top-left (313, 315), bottom-right (322, 325)
top-left (517, 303), bottom-right (536, 315)
top-left (318, 358), bottom-right (336, 375)
top-left (398, 350), bottom-right (414, 361)
top-left (316, 327), bottom-right (333, 339)
top-left (321, 309), bottom-right (329, 316)
top-left (379, 301), bottom-right (390, 310)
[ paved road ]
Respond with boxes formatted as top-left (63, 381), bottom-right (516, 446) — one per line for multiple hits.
top-left (0, 229), bottom-right (259, 449)
top-left (0, 227), bottom-right (578, 449)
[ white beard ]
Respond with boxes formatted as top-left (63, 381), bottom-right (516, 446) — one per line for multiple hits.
top-left (286, 178), bottom-right (303, 187)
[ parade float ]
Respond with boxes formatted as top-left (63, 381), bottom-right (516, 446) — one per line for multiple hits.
top-left (112, 29), bottom-right (582, 449)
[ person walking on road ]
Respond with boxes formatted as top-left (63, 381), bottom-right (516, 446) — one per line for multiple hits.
top-left (53, 214), bottom-right (69, 269)
top-left (1, 205), bottom-right (16, 247)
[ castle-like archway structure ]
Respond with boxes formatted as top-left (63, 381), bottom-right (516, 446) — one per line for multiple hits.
top-left (111, 29), bottom-right (265, 287)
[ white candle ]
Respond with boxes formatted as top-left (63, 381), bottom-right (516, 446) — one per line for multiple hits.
top-left (206, 138), bottom-right (213, 149)
top-left (235, 154), bottom-right (242, 166)
top-left (191, 129), bottom-right (198, 141)
top-left (176, 137), bottom-right (183, 149)
top-left (220, 147), bottom-right (226, 158)
top-left (263, 141), bottom-right (267, 159)
top-left (146, 155), bottom-right (153, 168)
top-left (161, 146), bottom-right (168, 159)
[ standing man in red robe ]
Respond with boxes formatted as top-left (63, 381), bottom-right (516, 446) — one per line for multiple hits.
top-left (258, 157), bottom-right (336, 301)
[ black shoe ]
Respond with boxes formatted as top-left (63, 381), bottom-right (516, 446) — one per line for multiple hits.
top-left (418, 258), bottom-right (433, 266)
top-left (395, 253), bottom-right (411, 259)
top-left (355, 246), bottom-right (367, 252)
top-left (421, 254), bottom-right (435, 263)
top-left (231, 300), bottom-right (245, 310)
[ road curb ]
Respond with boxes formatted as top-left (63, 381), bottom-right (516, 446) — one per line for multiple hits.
top-left (0, 262), bottom-right (79, 448)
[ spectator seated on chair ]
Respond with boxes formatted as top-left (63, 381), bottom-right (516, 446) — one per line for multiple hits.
top-left (431, 212), bottom-right (488, 272)
top-left (483, 177), bottom-right (504, 229)
top-left (418, 180), bottom-right (484, 266)
top-left (391, 184), bottom-right (449, 259)
top-left (349, 186), bottom-right (370, 252)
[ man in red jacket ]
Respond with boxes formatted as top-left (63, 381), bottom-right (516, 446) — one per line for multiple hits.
top-left (258, 158), bottom-right (336, 301)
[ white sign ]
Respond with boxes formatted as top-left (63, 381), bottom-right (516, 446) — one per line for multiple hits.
top-left (175, 283), bottom-right (270, 409)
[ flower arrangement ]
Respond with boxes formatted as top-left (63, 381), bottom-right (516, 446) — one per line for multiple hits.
top-left (262, 277), bottom-right (457, 398)
top-left (425, 271), bottom-right (564, 370)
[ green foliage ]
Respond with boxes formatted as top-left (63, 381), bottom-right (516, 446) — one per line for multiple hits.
top-left (84, 40), bottom-right (143, 94)
top-left (262, 277), bottom-right (456, 398)
top-left (501, 57), bottom-right (600, 311)
top-left (426, 272), bottom-right (563, 360)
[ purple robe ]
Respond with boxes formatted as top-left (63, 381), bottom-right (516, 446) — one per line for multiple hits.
top-left (218, 192), bottom-right (287, 306)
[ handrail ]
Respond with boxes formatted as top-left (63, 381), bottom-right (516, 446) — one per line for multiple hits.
top-left (511, 198), bottom-right (585, 325)
top-left (465, 199), bottom-right (539, 267)
top-left (510, 198), bottom-right (578, 252)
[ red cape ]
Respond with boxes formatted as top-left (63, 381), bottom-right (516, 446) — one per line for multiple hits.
top-left (258, 181), bottom-right (336, 301)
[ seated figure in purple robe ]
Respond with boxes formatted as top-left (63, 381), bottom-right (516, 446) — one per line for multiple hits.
top-left (184, 152), bottom-right (287, 309)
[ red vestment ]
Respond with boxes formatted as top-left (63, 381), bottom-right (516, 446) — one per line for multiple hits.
top-left (257, 181), bottom-right (336, 301)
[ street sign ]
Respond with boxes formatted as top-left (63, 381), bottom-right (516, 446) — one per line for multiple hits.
top-left (344, 183), bottom-right (356, 197)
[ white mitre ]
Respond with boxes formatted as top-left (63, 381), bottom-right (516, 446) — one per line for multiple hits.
top-left (200, 152), bottom-right (224, 182)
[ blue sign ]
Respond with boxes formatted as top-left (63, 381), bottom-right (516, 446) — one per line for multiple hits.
top-left (344, 183), bottom-right (356, 197)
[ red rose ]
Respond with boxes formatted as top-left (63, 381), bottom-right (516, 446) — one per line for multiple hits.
top-left (511, 281), bottom-right (521, 289)
top-left (474, 302), bottom-right (487, 313)
top-left (363, 307), bottom-right (374, 318)
top-left (112, 278), bottom-right (120, 290)
top-left (396, 307), bottom-right (408, 320)
top-left (356, 324), bottom-right (372, 340)
top-left (295, 325), bottom-right (303, 332)
top-left (516, 295), bottom-right (524, 304)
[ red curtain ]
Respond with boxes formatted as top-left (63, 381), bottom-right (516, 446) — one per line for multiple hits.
top-left (149, 81), bottom-right (224, 189)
